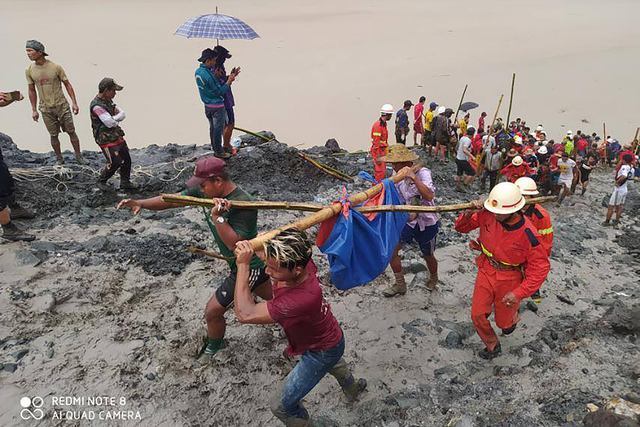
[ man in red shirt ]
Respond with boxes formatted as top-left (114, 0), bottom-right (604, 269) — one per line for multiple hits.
top-left (413, 96), bottom-right (425, 146)
top-left (371, 104), bottom-right (393, 181)
top-left (500, 156), bottom-right (531, 183)
top-left (234, 229), bottom-right (366, 426)
top-left (455, 183), bottom-right (550, 359)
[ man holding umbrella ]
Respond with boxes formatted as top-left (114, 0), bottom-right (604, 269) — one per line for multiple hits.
top-left (195, 48), bottom-right (239, 159)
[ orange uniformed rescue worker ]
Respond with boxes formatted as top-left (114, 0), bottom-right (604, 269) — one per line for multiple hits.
top-left (370, 104), bottom-right (393, 181)
top-left (515, 177), bottom-right (554, 256)
top-left (454, 182), bottom-right (550, 359)
top-left (515, 176), bottom-right (553, 304)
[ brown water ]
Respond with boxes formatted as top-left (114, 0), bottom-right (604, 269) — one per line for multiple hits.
top-left (1, 0), bottom-right (639, 153)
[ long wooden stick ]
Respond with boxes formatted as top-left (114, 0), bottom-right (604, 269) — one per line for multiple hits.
top-left (296, 152), bottom-right (353, 182)
top-left (485, 94), bottom-right (504, 144)
top-left (603, 122), bottom-right (606, 142)
top-left (162, 195), bottom-right (324, 212)
top-left (247, 165), bottom-right (422, 249)
top-left (632, 127), bottom-right (639, 155)
top-left (188, 246), bottom-right (234, 260)
top-left (233, 126), bottom-right (273, 142)
top-left (453, 84), bottom-right (468, 124)
top-left (358, 196), bottom-right (555, 213)
top-left (505, 73), bottom-right (516, 127)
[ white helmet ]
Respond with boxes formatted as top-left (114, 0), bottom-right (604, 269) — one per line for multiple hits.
top-left (566, 130), bottom-right (573, 136)
top-left (515, 177), bottom-right (539, 196)
top-left (512, 155), bottom-right (523, 166)
top-left (536, 125), bottom-right (544, 132)
top-left (484, 182), bottom-right (526, 214)
top-left (380, 104), bottom-right (394, 115)
top-left (537, 146), bottom-right (548, 155)
top-left (437, 106), bottom-right (446, 115)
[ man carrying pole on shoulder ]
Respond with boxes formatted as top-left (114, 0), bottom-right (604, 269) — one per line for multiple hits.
top-left (234, 229), bottom-right (367, 426)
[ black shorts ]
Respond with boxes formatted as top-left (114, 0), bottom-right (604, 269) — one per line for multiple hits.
top-left (456, 159), bottom-right (475, 177)
top-left (0, 157), bottom-right (16, 211)
top-left (215, 267), bottom-right (269, 308)
top-left (580, 170), bottom-right (591, 183)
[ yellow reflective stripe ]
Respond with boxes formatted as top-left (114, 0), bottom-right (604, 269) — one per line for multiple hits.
top-left (538, 227), bottom-right (554, 235)
top-left (372, 132), bottom-right (382, 136)
top-left (480, 242), bottom-right (520, 266)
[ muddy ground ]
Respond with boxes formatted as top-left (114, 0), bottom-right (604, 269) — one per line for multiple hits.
top-left (1, 132), bottom-right (639, 426)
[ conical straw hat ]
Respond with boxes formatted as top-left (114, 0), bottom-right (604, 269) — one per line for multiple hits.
top-left (380, 145), bottom-right (419, 163)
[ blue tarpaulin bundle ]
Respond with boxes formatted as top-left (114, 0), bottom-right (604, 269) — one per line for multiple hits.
top-left (317, 178), bottom-right (408, 290)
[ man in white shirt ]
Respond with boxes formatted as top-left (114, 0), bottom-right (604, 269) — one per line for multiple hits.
top-left (603, 154), bottom-right (635, 227)
top-left (556, 152), bottom-right (576, 205)
top-left (455, 127), bottom-right (476, 191)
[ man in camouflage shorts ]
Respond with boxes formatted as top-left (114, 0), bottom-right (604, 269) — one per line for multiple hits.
top-left (25, 40), bottom-right (83, 164)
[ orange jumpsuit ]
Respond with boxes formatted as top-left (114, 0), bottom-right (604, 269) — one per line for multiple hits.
top-left (500, 163), bottom-right (532, 183)
top-left (455, 210), bottom-right (550, 351)
top-left (370, 119), bottom-right (389, 182)
top-left (523, 204), bottom-right (554, 257)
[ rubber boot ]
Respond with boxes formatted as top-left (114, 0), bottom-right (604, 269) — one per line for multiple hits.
top-left (343, 378), bottom-right (367, 402)
top-left (119, 180), bottom-right (136, 191)
top-left (9, 203), bottom-right (35, 220)
top-left (425, 273), bottom-right (439, 291)
top-left (478, 343), bottom-right (502, 360)
top-left (1, 222), bottom-right (36, 242)
top-left (383, 273), bottom-right (406, 297)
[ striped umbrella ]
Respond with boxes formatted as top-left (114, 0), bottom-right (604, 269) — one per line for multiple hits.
top-left (175, 10), bottom-right (259, 41)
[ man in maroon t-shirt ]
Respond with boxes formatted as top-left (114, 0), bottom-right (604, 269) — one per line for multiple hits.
top-left (233, 229), bottom-right (366, 426)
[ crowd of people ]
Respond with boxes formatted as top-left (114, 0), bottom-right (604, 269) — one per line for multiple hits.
top-left (371, 99), bottom-right (639, 226)
top-left (0, 39), bottom-right (637, 426)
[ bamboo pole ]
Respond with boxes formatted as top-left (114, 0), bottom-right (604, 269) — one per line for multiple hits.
top-left (453, 84), bottom-right (469, 124)
top-left (188, 246), bottom-right (233, 261)
top-left (484, 94), bottom-right (504, 145)
top-left (162, 195), bottom-right (324, 212)
top-left (247, 165), bottom-right (421, 249)
top-left (296, 152), bottom-right (353, 182)
top-left (632, 127), bottom-right (639, 155)
top-left (358, 196), bottom-right (556, 214)
top-left (233, 126), bottom-right (274, 142)
top-left (603, 122), bottom-right (606, 143)
top-left (505, 73), bottom-right (516, 127)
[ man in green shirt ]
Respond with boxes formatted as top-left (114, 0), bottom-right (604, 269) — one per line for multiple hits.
top-left (117, 156), bottom-right (270, 356)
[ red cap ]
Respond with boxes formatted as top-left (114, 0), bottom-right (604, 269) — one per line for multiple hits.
top-left (186, 156), bottom-right (226, 188)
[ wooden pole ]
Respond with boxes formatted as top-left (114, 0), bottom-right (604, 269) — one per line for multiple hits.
top-left (632, 127), bottom-right (639, 155)
top-left (162, 195), bottom-right (324, 212)
top-left (453, 84), bottom-right (469, 124)
top-left (233, 126), bottom-right (274, 142)
top-left (603, 122), bottom-right (606, 142)
top-left (247, 165), bottom-right (421, 249)
top-left (296, 152), bottom-right (353, 182)
top-left (358, 195), bottom-right (556, 214)
top-left (484, 94), bottom-right (504, 146)
top-left (505, 73), bottom-right (516, 127)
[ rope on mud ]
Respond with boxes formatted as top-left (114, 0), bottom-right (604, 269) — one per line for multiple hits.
top-left (10, 159), bottom-right (192, 191)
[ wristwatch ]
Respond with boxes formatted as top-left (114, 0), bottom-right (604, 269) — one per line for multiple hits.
top-left (215, 216), bottom-right (225, 224)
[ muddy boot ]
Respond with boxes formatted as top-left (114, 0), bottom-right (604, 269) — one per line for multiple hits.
top-left (501, 324), bottom-right (517, 336)
top-left (343, 378), bottom-right (367, 402)
top-left (198, 337), bottom-right (224, 358)
top-left (383, 273), bottom-right (406, 297)
top-left (119, 180), bottom-right (136, 191)
top-left (1, 222), bottom-right (36, 242)
top-left (9, 203), bottom-right (35, 220)
top-left (478, 343), bottom-right (502, 360)
top-left (425, 273), bottom-right (439, 291)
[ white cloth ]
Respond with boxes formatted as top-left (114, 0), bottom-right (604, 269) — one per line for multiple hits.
top-left (456, 136), bottom-right (472, 161)
top-left (616, 164), bottom-right (634, 192)
top-left (558, 158), bottom-right (576, 184)
top-left (609, 187), bottom-right (627, 206)
top-left (92, 105), bottom-right (125, 128)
